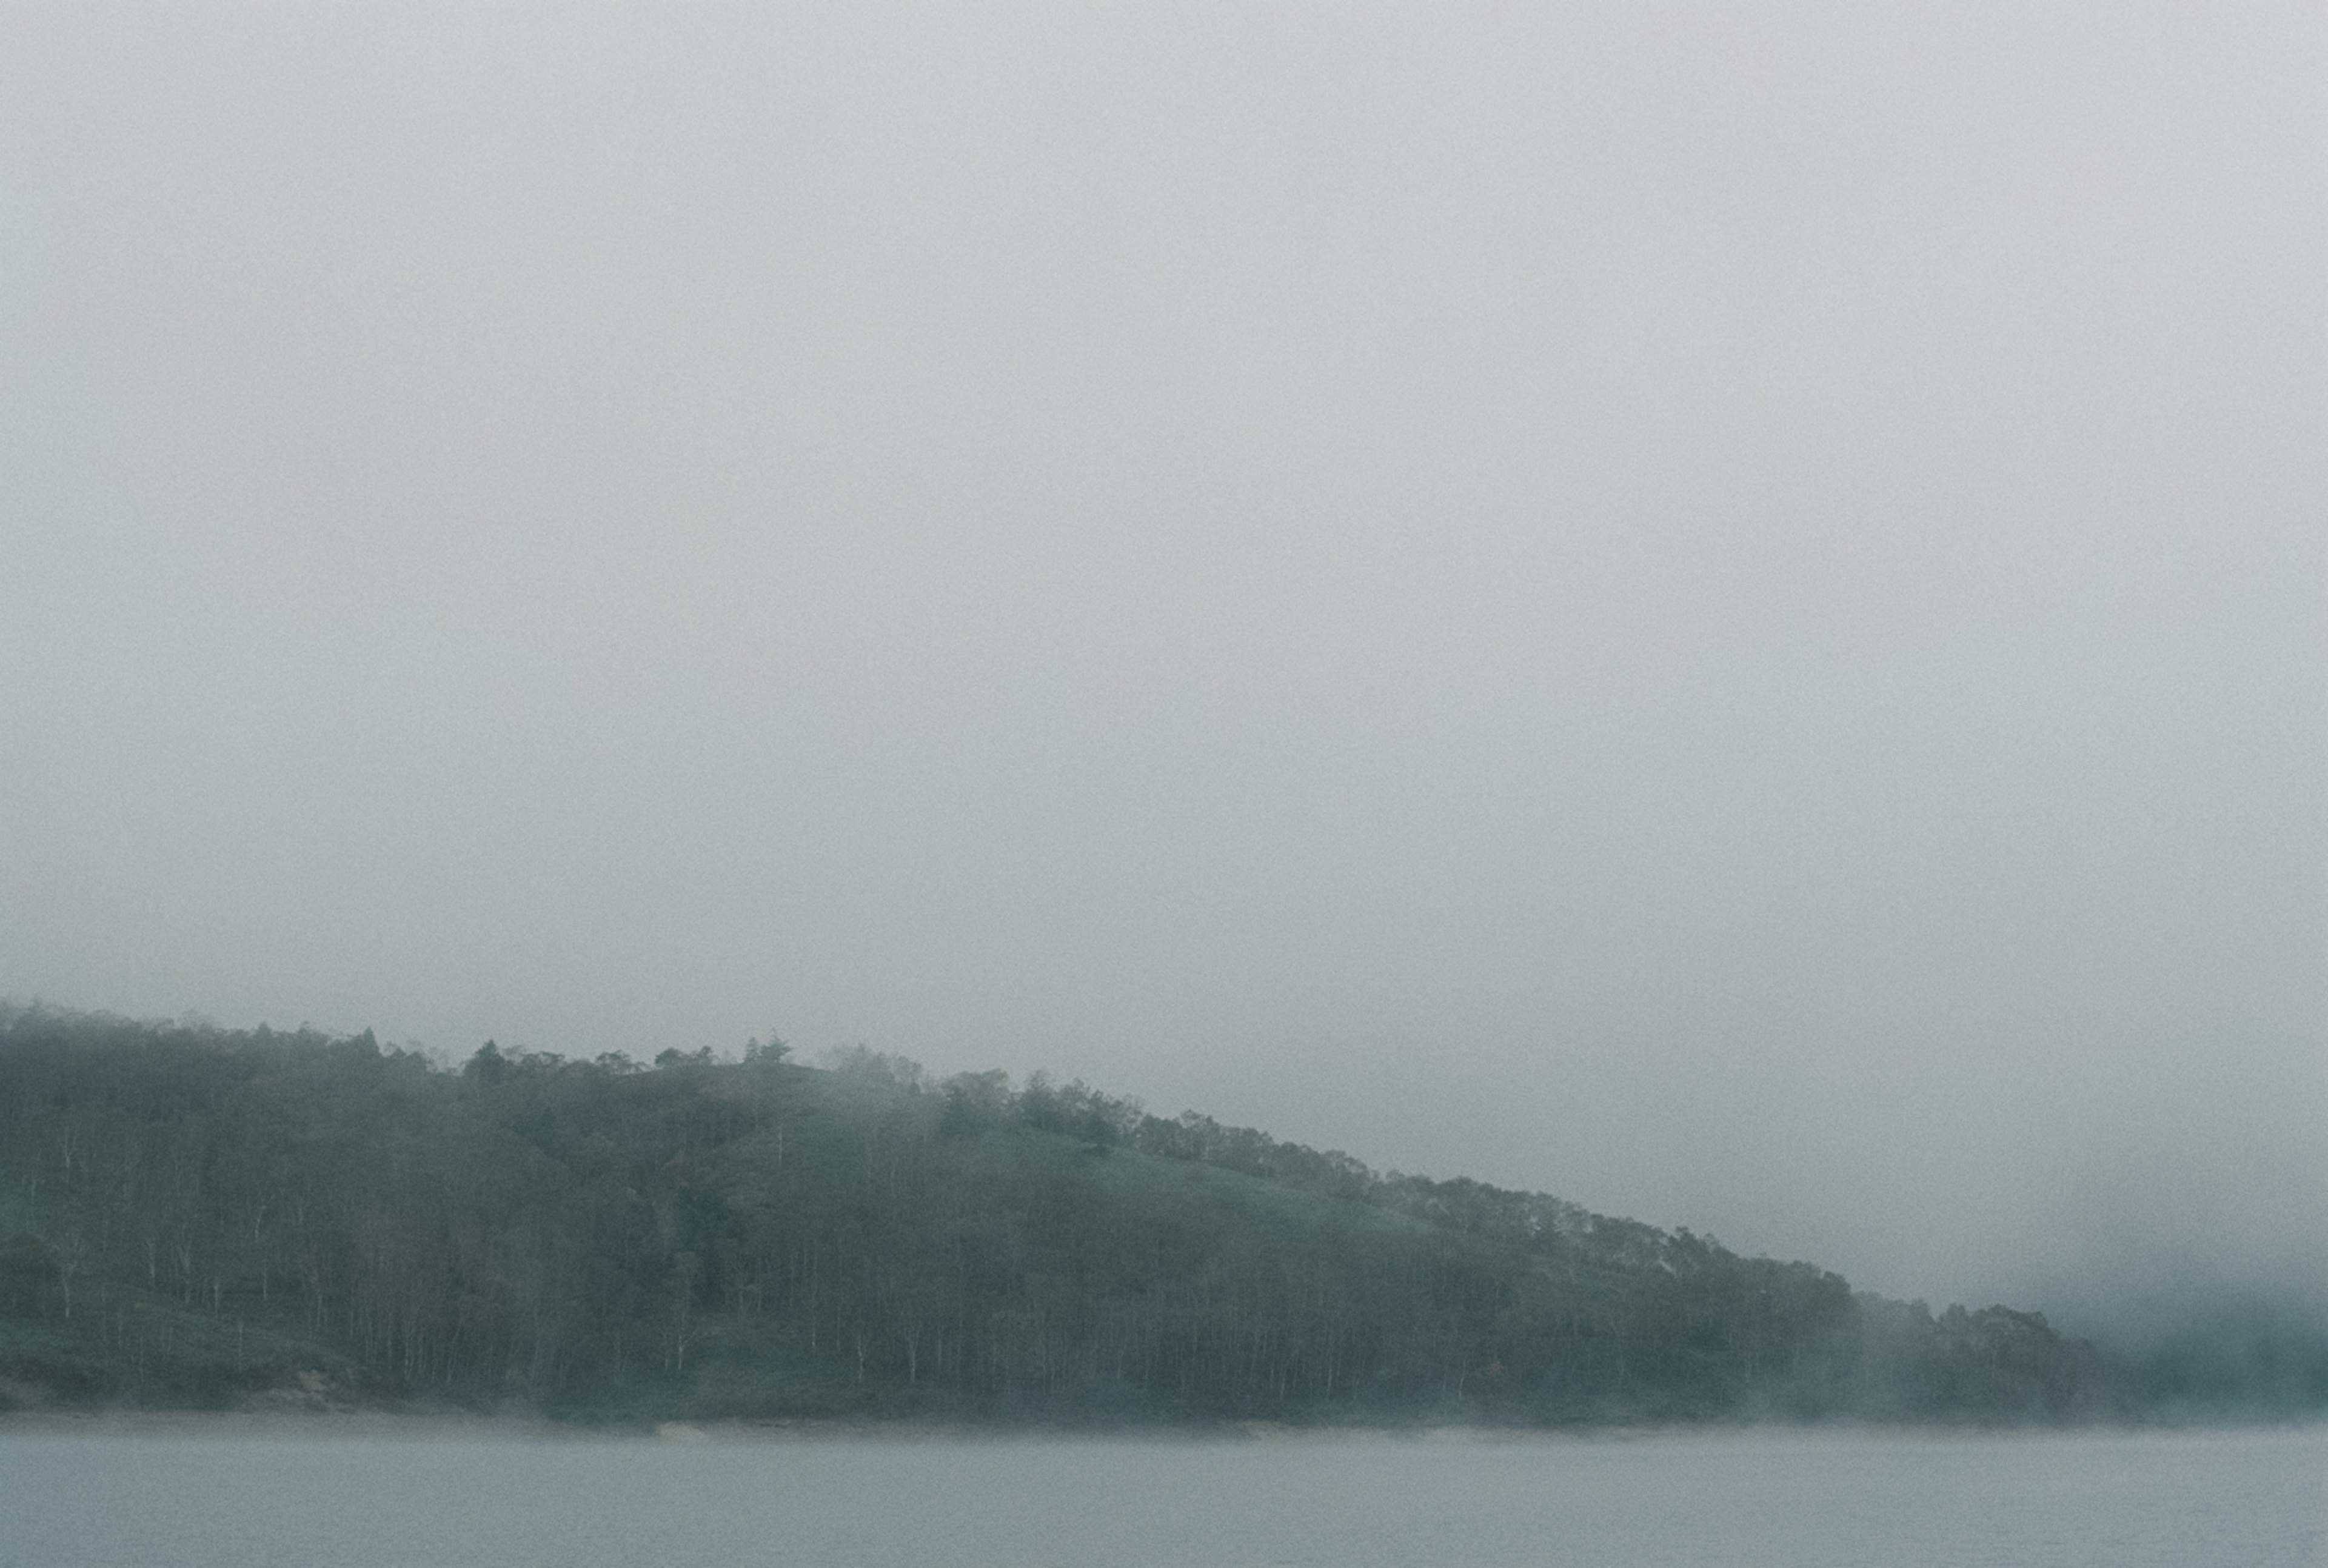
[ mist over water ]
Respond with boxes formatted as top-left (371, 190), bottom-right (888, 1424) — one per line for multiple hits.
top-left (2, 0), bottom-right (2323, 1327)
top-left (2, 1428), bottom-right (2322, 1568)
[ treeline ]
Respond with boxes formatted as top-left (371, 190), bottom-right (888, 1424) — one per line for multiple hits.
top-left (0, 1006), bottom-right (2150, 1423)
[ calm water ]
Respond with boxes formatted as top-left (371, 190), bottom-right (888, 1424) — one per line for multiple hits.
top-left (0, 1424), bottom-right (2319, 1567)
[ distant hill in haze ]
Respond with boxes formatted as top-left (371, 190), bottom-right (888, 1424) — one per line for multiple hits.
top-left (0, 1004), bottom-right (2304, 1425)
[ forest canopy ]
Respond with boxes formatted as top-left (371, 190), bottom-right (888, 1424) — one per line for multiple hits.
top-left (0, 1005), bottom-right (2308, 1423)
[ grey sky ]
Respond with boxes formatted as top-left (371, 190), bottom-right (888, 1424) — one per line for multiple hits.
top-left (2, 2), bottom-right (2321, 1318)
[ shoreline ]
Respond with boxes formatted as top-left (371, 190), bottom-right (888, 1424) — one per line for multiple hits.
top-left (1, 1407), bottom-right (2309, 1444)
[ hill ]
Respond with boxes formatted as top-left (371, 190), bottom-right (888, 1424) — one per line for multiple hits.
top-left (0, 1005), bottom-right (2121, 1424)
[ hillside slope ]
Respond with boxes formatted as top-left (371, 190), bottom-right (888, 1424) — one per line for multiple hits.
top-left (0, 1006), bottom-right (2112, 1423)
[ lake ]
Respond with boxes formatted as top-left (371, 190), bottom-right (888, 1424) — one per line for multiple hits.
top-left (0, 1422), bottom-right (2319, 1567)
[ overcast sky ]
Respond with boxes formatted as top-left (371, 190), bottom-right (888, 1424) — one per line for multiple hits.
top-left (2, 2), bottom-right (2321, 1319)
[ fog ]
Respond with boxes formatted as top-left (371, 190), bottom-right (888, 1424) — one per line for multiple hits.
top-left (2, 2), bottom-right (2320, 1324)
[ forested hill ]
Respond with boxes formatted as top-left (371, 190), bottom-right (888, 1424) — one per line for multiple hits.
top-left (0, 1006), bottom-right (2118, 1424)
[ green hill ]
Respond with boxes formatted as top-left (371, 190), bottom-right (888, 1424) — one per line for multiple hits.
top-left (0, 1004), bottom-right (2113, 1424)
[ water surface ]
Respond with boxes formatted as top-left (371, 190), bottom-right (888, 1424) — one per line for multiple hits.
top-left (1, 1423), bottom-right (2318, 1567)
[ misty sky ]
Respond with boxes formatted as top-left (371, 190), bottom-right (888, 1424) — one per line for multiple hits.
top-left (2, 2), bottom-right (2321, 1318)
